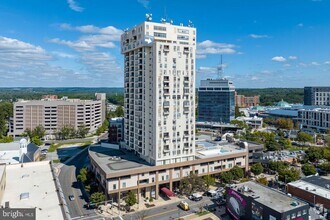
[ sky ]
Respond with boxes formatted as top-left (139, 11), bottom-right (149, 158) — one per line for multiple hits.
top-left (0, 0), bottom-right (330, 88)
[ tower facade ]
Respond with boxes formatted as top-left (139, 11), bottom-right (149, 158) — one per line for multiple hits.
top-left (198, 78), bottom-right (235, 123)
top-left (121, 18), bottom-right (196, 165)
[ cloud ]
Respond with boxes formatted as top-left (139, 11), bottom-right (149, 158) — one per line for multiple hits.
top-left (311, 61), bottom-right (320, 66)
top-left (197, 40), bottom-right (237, 57)
top-left (249, 34), bottom-right (269, 39)
top-left (297, 23), bottom-right (304, 27)
top-left (271, 56), bottom-right (286, 62)
top-left (67, 0), bottom-right (84, 12)
top-left (51, 24), bottom-right (122, 51)
top-left (325, 61), bottom-right (330, 65)
top-left (138, 0), bottom-right (150, 8)
top-left (288, 56), bottom-right (298, 60)
top-left (51, 51), bottom-right (76, 58)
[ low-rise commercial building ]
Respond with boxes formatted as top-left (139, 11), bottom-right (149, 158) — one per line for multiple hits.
top-left (10, 93), bottom-right (106, 137)
top-left (89, 141), bottom-right (249, 202)
top-left (298, 108), bottom-right (330, 133)
top-left (287, 176), bottom-right (330, 209)
top-left (226, 181), bottom-right (309, 220)
top-left (0, 161), bottom-right (64, 220)
top-left (236, 116), bottom-right (263, 129)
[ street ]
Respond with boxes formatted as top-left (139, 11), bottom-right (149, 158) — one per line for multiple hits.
top-left (58, 148), bottom-right (97, 219)
top-left (121, 197), bottom-right (215, 220)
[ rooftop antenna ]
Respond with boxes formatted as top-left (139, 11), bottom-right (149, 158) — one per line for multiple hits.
top-left (146, 14), bottom-right (152, 21)
top-left (217, 55), bottom-right (224, 79)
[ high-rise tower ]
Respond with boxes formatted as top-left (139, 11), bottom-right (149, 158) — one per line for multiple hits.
top-left (121, 16), bottom-right (196, 165)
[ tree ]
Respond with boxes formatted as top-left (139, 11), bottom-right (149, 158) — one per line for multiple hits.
top-left (90, 192), bottom-right (105, 205)
top-left (203, 175), bottom-right (215, 189)
top-left (125, 191), bottom-right (137, 208)
top-left (220, 171), bottom-right (233, 184)
top-left (268, 161), bottom-right (289, 172)
top-left (230, 166), bottom-right (244, 180)
top-left (114, 106), bottom-right (124, 117)
top-left (179, 173), bottom-right (206, 195)
top-left (31, 136), bottom-right (42, 146)
top-left (256, 176), bottom-right (268, 185)
top-left (302, 164), bottom-right (317, 176)
top-left (32, 125), bottom-right (46, 138)
top-left (278, 167), bottom-right (300, 183)
top-left (251, 163), bottom-right (264, 176)
top-left (278, 138), bottom-right (292, 149)
top-left (305, 147), bottom-right (323, 162)
top-left (77, 167), bottom-right (88, 183)
top-left (77, 125), bottom-right (89, 138)
top-left (230, 120), bottom-right (246, 128)
top-left (320, 162), bottom-right (330, 174)
top-left (276, 118), bottom-right (293, 130)
top-left (297, 132), bottom-right (313, 144)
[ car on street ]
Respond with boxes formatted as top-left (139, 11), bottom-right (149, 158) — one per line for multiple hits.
top-left (188, 193), bottom-right (203, 201)
top-left (179, 201), bottom-right (190, 211)
top-left (68, 195), bottom-right (75, 201)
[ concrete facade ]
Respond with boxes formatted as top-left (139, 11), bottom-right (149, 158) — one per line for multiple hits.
top-left (298, 108), bottom-right (330, 132)
top-left (121, 19), bottom-right (196, 166)
top-left (10, 94), bottom-right (106, 136)
top-left (304, 86), bottom-right (330, 106)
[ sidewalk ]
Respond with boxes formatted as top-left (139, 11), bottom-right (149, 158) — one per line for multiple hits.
top-left (182, 212), bottom-right (220, 220)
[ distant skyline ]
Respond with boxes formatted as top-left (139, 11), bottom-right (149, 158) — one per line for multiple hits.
top-left (0, 0), bottom-right (330, 88)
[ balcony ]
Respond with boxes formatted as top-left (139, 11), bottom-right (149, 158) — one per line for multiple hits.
top-left (163, 45), bottom-right (170, 52)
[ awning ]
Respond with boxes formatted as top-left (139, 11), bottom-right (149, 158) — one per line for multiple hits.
top-left (161, 187), bottom-right (175, 197)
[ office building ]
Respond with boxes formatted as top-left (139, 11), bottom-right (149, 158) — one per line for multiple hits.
top-left (298, 108), bottom-right (330, 132)
top-left (10, 93), bottom-right (106, 137)
top-left (108, 117), bottom-right (124, 144)
top-left (226, 181), bottom-right (309, 220)
top-left (287, 176), bottom-right (330, 209)
top-left (198, 78), bottom-right (235, 123)
top-left (304, 86), bottom-right (330, 106)
top-left (235, 92), bottom-right (260, 108)
top-left (236, 116), bottom-right (263, 129)
top-left (89, 140), bottom-right (249, 202)
top-left (121, 16), bottom-right (196, 165)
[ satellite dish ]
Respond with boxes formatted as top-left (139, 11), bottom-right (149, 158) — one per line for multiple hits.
top-left (160, 18), bottom-right (166, 23)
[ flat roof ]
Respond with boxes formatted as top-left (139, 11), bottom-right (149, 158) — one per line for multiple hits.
top-left (1, 161), bottom-right (63, 220)
top-left (196, 141), bottom-right (247, 159)
top-left (288, 176), bottom-right (330, 200)
top-left (235, 181), bottom-right (308, 213)
top-left (89, 145), bottom-right (151, 175)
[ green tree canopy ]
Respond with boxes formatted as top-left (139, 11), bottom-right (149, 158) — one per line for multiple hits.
top-left (125, 191), bottom-right (137, 207)
top-left (305, 147), bottom-right (323, 162)
top-left (230, 166), bottom-right (244, 180)
top-left (219, 171), bottom-right (233, 184)
top-left (251, 163), bottom-right (264, 176)
top-left (297, 132), bottom-right (313, 144)
top-left (179, 173), bottom-right (206, 195)
top-left (302, 164), bottom-right (317, 176)
top-left (320, 162), bottom-right (330, 174)
top-left (278, 167), bottom-right (300, 183)
top-left (90, 192), bottom-right (105, 205)
top-left (203, 175), bottom-right (215, 189)
top-left (256, 176), bottom-right (268, 185)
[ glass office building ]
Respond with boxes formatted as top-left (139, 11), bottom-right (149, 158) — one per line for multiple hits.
top-left (198, 78), bottom-right (235, 123)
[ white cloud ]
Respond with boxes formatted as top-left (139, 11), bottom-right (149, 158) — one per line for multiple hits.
top-left (137, 0), bottom-right (150, 8)
top-left (288, 56), bottom-right (298, 60)
top-left (297, 23), bottom-right (304, 27)
top-left (271, 56), bottom-right (286, 62)
top-left (67, 0), bottom-right (84, 12)
top-left (324, 61), bottom-right (330, 64)
top-left (51, 51), bottom-right (76, 58)
top-left (249, 34), bottom-right (269, 39)
top-left (51, 24), bottom-right (122, 51)
top-left (197, 40), bottom-right (237, 57)
top-left (311, 61), bottom-right (320, 66)
top-left (283, 64), bottom-right (291, 67)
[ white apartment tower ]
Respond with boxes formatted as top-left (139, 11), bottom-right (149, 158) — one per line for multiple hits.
top-left (121, 17), bottom-right (196, 165)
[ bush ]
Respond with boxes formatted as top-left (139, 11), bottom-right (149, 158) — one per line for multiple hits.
top-left (302, 164), bottom-right (317, 176)
top-left (251, 163), bottom-right (264, 176)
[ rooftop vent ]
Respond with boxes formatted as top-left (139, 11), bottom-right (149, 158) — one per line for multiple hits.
top-left (20, 192), bottom-right (29, 200)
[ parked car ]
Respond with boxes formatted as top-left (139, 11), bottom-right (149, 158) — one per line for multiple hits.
top-left (179, 201), bottom-right (190, 211)
top-left (189, 193), bottom-right (203, 201)
top-left (68, 195), bottom-right (75, 201)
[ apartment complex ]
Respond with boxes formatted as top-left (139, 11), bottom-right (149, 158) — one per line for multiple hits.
top-left (10, 93), bottom-right (106, 136)
top-left (198, 78), bottom-right (235, 123)
top-left (304, 86), bottom-right (330, 106)
top-left (298, 108), bottom-right (330, 132)
top-left (121, 17), bottom-right (196, 166)
top-left (235, 92), bottom-right (260, 107)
